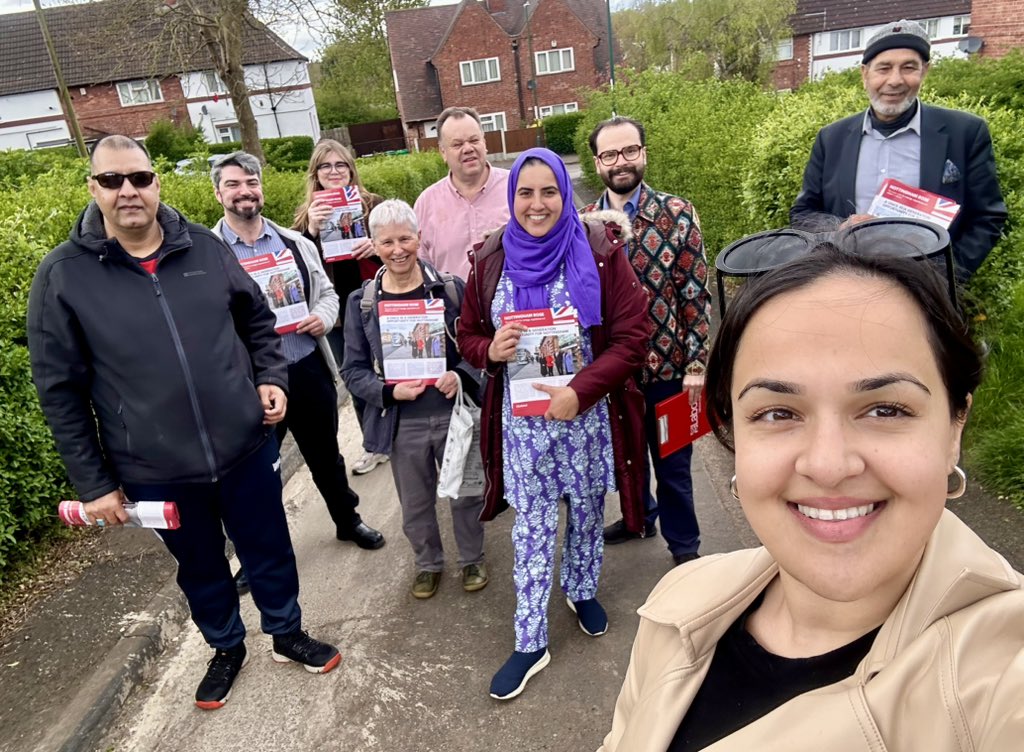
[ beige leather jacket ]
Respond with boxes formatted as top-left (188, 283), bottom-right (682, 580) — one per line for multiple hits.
top-left (600, 510), bottom-right (1024, 752)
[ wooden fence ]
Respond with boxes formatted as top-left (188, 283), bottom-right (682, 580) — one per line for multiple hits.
top-left (413, 127), bottom-right (545, 156)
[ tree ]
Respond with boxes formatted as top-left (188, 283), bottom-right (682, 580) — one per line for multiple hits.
top-left (315, 0), bottom-right (428, 127)
top-left (614, 0), bottom-right (796, 85)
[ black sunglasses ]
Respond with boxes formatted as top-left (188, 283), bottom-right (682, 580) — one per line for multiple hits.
top-left (715, 218), bottom-right (956, 317)
top-left (91, 171), bottom-right (157, 190)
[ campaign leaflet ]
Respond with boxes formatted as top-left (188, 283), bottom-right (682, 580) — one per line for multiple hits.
top-left (315, 186), bottom-right (366, 262)
top-left (238, 249), bottom-right (309, 334)
top-left (867, 179), bottom-right (961, 229)
top-left (501, 307), bottom-right (582, 417)
top-left (655, 389), bottom-right (712, 459)
top-left (378, 298), bottom-right (447, 385)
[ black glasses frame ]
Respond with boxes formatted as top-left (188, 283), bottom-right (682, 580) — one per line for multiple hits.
top-left (316, 161), bottom-right (352, 173)
top-left (714, 217), bottom-right (956, 318)
top-left (91, 171), bottom-right (157, 190)
top-left (596, 144), bottom-right (643, 166)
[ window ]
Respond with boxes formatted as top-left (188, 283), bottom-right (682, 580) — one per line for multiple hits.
top-left (828, 29), bottom-right (862, 52)
top-left (538, 102), bottom-right (578, 119)
top-left (478, 112), bottom-right (506, 132)
top-left (460, 57), bottom-right (500, 85)
top-left (917, 19), bottom-right (939, 39)
top-left (116, 79), bottom-right (163, 106)
top-left (201, 71), bottom-right (228, 95)
top-left (776, 37), bottom-right (794, 61)
top-left (216, 123), bottom-right (241, 143)
top-left (536, 47), bottom-right (575, 75)
top-left (953, 15), bottom-right (970, 36)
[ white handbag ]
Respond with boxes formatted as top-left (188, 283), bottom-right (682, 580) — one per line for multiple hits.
top-left (437, 377), bottom-right (485, 499)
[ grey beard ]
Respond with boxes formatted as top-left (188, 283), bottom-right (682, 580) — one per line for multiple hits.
top-left (870, 94), bottom-right (916, 118)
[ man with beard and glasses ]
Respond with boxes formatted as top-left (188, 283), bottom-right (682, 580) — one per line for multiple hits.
top-left (211, 152), bottom-right (386, 565)
top-left (791, 19), bottom-right (1006, 281)
top-left (582, 117), bottom-right (711, 567)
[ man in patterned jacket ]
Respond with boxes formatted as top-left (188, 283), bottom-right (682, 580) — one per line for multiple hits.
top-left (583, 116), bottom-right (711, 566)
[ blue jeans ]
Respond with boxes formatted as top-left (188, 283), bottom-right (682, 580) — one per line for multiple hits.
top-left (642, 379), bottom-right (700, 556)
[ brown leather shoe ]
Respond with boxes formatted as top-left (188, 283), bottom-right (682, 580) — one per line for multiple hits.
top-left (412, 570), bottom-right (442, 599)
top-left (462, 563), bottom-right (489, 592)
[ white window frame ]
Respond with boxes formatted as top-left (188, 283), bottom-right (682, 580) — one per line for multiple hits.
top-left (776, 37), bottom-right (794, 61)
top-left (201, 70), bottom-right (229, 96)
top-left (828, 29), bottom-right (862, 53)
top-left (917, 18), bottom-right (940, 39)
top-left (535, 47), bottom-right (575, 76)
top-left (116, 79), bottom-right (163, 107)
top-left (537, 102), bottom-right (579, 119)
top-left (478, 112), bottom-right (506, 132)
top-left (216, 123), bottom-right (241, 143)
top-left (459, 57), bottom-right (501, 86)
top-left (953, 15), bottom-right (971, 36)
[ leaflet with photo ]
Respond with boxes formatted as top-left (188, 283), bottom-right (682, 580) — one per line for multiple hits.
top-left (501, 307), bottom-right (582, 417)
top-left (315, 186), bottom-right (366, 262)
top-left (867, 178), bottom-right (961, 229)
top-left (379, 298), bottom-right (447, 384)
top-left (238, 249), bottom-right (309, 334)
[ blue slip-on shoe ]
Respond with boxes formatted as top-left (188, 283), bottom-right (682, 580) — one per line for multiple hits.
top-left (566, 597), bottom-right (608, 637)
top-left (489, 648), bottom-right (551, 700)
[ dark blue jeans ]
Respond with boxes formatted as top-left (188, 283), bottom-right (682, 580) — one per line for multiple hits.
top-left (642, 379), bottom-right (700, 556)
top-left (123, 437), bottom-right (302, 649)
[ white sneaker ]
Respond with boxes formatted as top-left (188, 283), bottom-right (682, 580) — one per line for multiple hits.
top-left (352, 452), bottom-right (389, 475)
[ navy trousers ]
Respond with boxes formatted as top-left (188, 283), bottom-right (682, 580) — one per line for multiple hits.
top-left (123, 437), bottom-right (302, 649)
top-left (642, 378), bottom-right (700, 557)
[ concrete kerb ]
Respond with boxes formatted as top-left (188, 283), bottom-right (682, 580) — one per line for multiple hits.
top-left (37, 396), bottom-right (333, 752)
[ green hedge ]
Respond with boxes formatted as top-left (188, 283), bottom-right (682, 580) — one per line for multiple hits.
top-left (543, 112), bottom-right (586, 154)
top-left (207, 136), bottom-right (316, 171)
top-left (0, 148), bottom-right (446, 583)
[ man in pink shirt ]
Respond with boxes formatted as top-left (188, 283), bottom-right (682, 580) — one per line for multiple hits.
top-left (414, 107), bottom-right (510, 281)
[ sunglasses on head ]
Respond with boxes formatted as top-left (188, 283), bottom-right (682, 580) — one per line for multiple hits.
top-left (715, 217), bottom-right (956, 317)
top-left (91, 171), bottom-right (157, 190)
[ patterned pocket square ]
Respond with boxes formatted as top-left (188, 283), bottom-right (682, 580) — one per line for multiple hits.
top-left (943, 159), bottom-right (962, 184)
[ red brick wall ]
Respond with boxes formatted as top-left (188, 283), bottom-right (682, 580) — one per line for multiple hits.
top-left (771, 34), bottom-right (811, 91)
top-left (969, 0), bottom-right (1024, 57)
top-left (70, 77), bottom-right (189, 139)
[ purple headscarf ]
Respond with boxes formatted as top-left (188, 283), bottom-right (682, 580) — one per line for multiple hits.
top-left (503, 147), bottom-right (601, 327)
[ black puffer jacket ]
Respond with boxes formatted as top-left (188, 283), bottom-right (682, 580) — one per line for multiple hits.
top-left (28, 202), bottom-right (288, 500)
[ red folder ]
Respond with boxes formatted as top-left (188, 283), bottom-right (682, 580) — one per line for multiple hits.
top-left (655, 389), bottom-right (712, 458)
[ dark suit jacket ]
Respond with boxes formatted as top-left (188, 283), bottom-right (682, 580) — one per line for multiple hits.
top-left (791, 103), bottom-right (1007, 278)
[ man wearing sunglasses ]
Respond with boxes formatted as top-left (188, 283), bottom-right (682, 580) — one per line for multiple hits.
top-left (791, 19), bottom-right (1007, 281)
top-left (28, 135), bottom-right (342, 712)
top-left (583, 117), bottom-right (712, 567)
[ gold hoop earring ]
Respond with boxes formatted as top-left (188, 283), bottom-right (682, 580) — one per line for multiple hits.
top-left (947, 466), bottom-right (967, 500)
top-left (730, 475), bottom-right (739, 500)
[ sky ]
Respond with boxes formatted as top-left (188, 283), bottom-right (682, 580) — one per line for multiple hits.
top-left (1, 0), bottom-right (633, 59)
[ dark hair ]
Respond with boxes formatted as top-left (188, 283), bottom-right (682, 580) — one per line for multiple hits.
top-left (588, 116), bottom-right (646, 155)
top-left (706, 244), bottom-right (983, 451)
top-left (437, 106), bottom-right (482, 144)
top-left (89, 135), bottom-right (151, 166)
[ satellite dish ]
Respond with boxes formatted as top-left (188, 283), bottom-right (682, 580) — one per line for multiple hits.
top-left (958, 36), bottom-right (984, 54)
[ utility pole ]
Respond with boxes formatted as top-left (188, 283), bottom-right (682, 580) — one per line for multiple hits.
top-left (523, 0), bottom-right (542, 146)
top-left (33, 0), bottom-right (87, 157)
top-left (606, 0), bottom-right (616, 117)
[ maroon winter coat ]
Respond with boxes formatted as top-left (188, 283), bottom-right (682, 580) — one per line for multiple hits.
top-left (458, 219), bottom-right (651, 533)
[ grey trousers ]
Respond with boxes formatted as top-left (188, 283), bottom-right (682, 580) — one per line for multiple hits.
top-left (390, 412), bottom-right (486, 571)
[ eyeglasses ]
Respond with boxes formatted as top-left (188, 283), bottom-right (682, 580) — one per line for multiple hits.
top-left (91, 171), bottom-right (157, 190)
top-left (316, 162), bottom-right (351, 174)
top-left (715, 218), bottom-right (956, 317)
top-left (596, 144), bottom-right (643, 166)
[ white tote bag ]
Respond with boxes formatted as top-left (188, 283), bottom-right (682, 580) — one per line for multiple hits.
top-left (437, 378), bottom-right (485, 499)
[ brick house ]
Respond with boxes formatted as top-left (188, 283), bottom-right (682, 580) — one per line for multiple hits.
top-left (385, 0), bottom-right (611, 145)
top-left (773, 0), bottom-right (1022, 90)
top-left (0, 1), bottom-right (319, 151)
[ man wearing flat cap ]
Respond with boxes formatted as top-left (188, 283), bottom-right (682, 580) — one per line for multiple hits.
top-left (791, 19), bottom-right (1007, 280)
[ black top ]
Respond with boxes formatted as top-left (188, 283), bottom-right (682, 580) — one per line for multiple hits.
top-left (869, 98), bottom-right (919, 137)
top-left (669, 594), bottom-right (880, 752)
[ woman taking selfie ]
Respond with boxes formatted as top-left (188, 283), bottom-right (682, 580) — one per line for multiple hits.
top-left (600, 243), bottom-right (1024, 751)
top-left (458, 147), bottom-right (649, 701)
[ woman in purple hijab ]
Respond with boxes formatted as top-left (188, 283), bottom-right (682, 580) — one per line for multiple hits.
top-left (458, 148), bottom-right (650, 700)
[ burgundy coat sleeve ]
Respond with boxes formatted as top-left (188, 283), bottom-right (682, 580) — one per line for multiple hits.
top-left (456, 253), bottom-right (495, 371)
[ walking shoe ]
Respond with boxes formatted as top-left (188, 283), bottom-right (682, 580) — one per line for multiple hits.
top-left (603, 518), bottom-right (656, 545)
top-left (336, 520), bottom-right (385, 550)
top-left (673, 552), bottom-right (701, 566)
top-left (195, 643), bottom-right (248, 710)
top-left (352, 452), bottom-right (389, 475)
top-left (566, 597), bottom-right (609, 637)
top-left (489, 648), bottom-right (551, 700)
top-left (271, 630), bottom-right (341, 674)
top-left (233, 568), bottom-right (250, 595)
top-left (462, 563), bottom-right (489, 592)
top-left (412, 570), bottom-right (442, 599)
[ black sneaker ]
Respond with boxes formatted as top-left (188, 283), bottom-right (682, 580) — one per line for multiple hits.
top-left (195, 643), bottom-right (248, 710)
top-left (271, 629), bottom-right (342, 674)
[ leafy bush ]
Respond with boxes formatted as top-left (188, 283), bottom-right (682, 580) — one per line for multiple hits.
top-left (206, 136), bottom-right (315, 171)
top-left (924, 49), bottom-right (1024, 112)
top-left (543, 112), bottom-right (586, 154)
top-left (0, 147), bottom-right (84, 191)
top-left (144, 119), bottom-right (205, 163)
